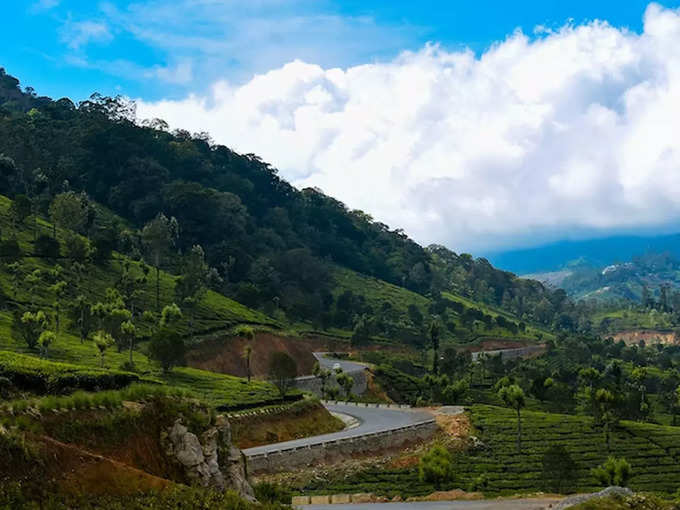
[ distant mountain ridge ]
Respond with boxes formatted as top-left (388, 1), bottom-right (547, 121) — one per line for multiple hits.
top-left (487, 233), bottom-right (680, 275)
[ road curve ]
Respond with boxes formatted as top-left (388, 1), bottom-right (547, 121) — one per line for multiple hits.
top-left (305, 499), bottom-right (562, 510)
top-left (313, 352), bottom-right (366, 374)
top-left (242, 402), bottom-right (433, 456)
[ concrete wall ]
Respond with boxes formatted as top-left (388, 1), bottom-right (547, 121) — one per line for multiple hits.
top-left (245, 418), bottom-right (437, 474)
top-left (295, 368), bottom-right (368, 397)
top-left (471, 345), bottom-right (544, 362)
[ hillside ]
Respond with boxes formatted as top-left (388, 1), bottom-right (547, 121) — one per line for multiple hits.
top-left (0, 67), bottom-right (583, 340)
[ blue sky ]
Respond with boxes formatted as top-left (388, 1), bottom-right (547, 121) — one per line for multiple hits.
top-left (1, 0), bottom-right (675, 102)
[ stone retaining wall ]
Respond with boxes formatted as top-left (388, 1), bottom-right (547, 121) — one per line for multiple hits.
top-left (246, 418), bottom-right (437, 474)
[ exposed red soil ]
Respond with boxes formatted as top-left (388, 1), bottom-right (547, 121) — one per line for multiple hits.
top-left (186, 333), bottom-right (346, 377)
top-left (27, 435), bottom-right (171, 495)
top-left (613, 329), bottom-right (679, 346)
top-left (186, 333), bottom-right (404, 377)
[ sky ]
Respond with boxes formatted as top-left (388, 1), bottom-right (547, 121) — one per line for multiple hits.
top-left (3, 1), bottom-right (680, 253)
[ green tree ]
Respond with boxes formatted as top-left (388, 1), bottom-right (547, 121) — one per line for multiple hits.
top-left (429, 317), bottom-right (441, 374)
top-left (442, 380), bottom-right (469, 404)
top-left (148, 304), bottom-right (184, 373)
top-left (237, 325), bottom-right (256, 382)
top-left (142, 213), bottom-right (178, 313)
top-left (9, 194), bottom-right (32, 230)
top-left (268, 351), bottom-right (297, 398)
top-left (68, 295), bottom-right (95, 343)
top-left (39, 330), bottom-right (56, 358)
top-left (499, 384), bottom-right (526, 453)
top-left (93, 330), bottom-right (114, 368)
top-left (175, 245), bottom-right (209, 331)
top-left (313, 362), bottom-right (332, 399)
top-left (419, 444), bottom-right (454, 489)
top-left (120, 320), bottom-right (137, 366)
top-left (591, 457), bottom-right (632, 487)
top-left (593, 388), bottom-right (619, 452)
top-left (336, 371), bottom-right (354, 399)
top-left (50, 280), bottom-right (67, 342)
top-left (48, 191), bottom-right (89, 239)
top-left (12, 310), bottom-right (49, 350)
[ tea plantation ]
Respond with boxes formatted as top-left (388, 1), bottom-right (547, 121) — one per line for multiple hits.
top-left (304, 405), bottom-right (680, 498)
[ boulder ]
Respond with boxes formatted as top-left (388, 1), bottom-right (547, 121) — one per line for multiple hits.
top-left (163, 416), bottom-right (255, 501)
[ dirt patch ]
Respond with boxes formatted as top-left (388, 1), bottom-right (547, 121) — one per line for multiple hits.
top-left (411, 490), bottom-right (483, 501)
top-left (613, 329), bottom-right (678, 346)
top-left (187, 333), bottom-right (349, 377)
top-left (434, 410), bottom-right (472, 438)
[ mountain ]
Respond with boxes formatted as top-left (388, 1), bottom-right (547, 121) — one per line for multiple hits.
top-left (487, 233), bottom-right (680, 275)
top-left (0, 68), bottom-right (581, 340)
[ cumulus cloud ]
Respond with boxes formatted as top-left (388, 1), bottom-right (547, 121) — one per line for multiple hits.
top-left (137, 3), bottom-right (680, 253)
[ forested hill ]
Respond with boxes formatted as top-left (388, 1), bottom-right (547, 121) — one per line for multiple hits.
top-left (0, 68), bottom-right (578, 335)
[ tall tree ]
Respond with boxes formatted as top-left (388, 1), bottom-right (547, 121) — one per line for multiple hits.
top-left (499, 384), bottom-right (526, 453)
top-left (429, 317), bottom-right (441, 375)
top-left (48, 191), bottom-right (89, 239)
top-left (142, 213), bottom-right (178, 313)
top-left (175, 244), bottom-right (209, 332)
top-left (268, 351), bottom-right (297, 398)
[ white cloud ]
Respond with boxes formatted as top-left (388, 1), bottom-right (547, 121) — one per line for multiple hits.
top-left (30, 0), bottom-right (60, 12)
top-left (60, 20), bottom-right (113, 50)
top-left (137, 3), bottom-right (680, 252)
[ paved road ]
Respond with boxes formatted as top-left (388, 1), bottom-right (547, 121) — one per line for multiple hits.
top-left (243, 402), bottom-right (433, 456)
top-left (314, 352), bottom-right (366, 374)
top-left (305, 499), bottom-right (562, 510)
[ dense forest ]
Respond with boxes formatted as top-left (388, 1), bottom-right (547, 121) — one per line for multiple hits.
top-left (0, 68), bottom-right (580, 338)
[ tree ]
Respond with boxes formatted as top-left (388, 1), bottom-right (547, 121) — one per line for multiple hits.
top-left (268, 351), bottom-right (297, 398)
top-left (39, 330), bottom-right (56, 358)
top-left (313, 362), bottom-right (332, 399)
top-left (419, 444), bottom-right (454, 489)
top-left (429, 317), bottom-right (441, 374)
top-left (9, 194), bottom-right (32, 229)
top-left (120, 320), bottom-right (137, 366)
top-left (175, 245), bottom-right (209, 331)
top-left (336, 371), bottom-right (354, 399)
top-left (68, 295), bottom-right (95, 343)
top-left (93, 331), bottom-right (114, 368)
top-left (499, 384), bottom-right (526, 453)
top-left (142, 213), bottom-right (178, 312)
top-left (49, 191), bottom-right (89, 239)
top-left (237, 325), bottom-right (256, 382)
top-left (50, 280), bottom-right (67, 342)
top-left (591, 457), bottom-right (632, 487)
top-left (593, 388), bottom-right (619, 452)
top-left (12, 310), bottom-right (49, 350)
top-left (148, 303), bottom-right (185, 373)
top-left (541, 445), bottom-right (577, 493)
top-left (442, 380), bottom-right (469, 404)
top-left (148, 328), bottom-right (185, 373)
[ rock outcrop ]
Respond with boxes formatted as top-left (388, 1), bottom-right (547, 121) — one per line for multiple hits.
top-left (163, 415), bottom-right (255, 501)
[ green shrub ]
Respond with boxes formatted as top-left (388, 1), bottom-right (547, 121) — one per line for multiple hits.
top-left (419, 444), bottom-right (455, 489)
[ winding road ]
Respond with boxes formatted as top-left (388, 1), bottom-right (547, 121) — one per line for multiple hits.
top-left (313, 352), bottom-right (366, 374)
top-left (242, 402), bottom-right (434, 456)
